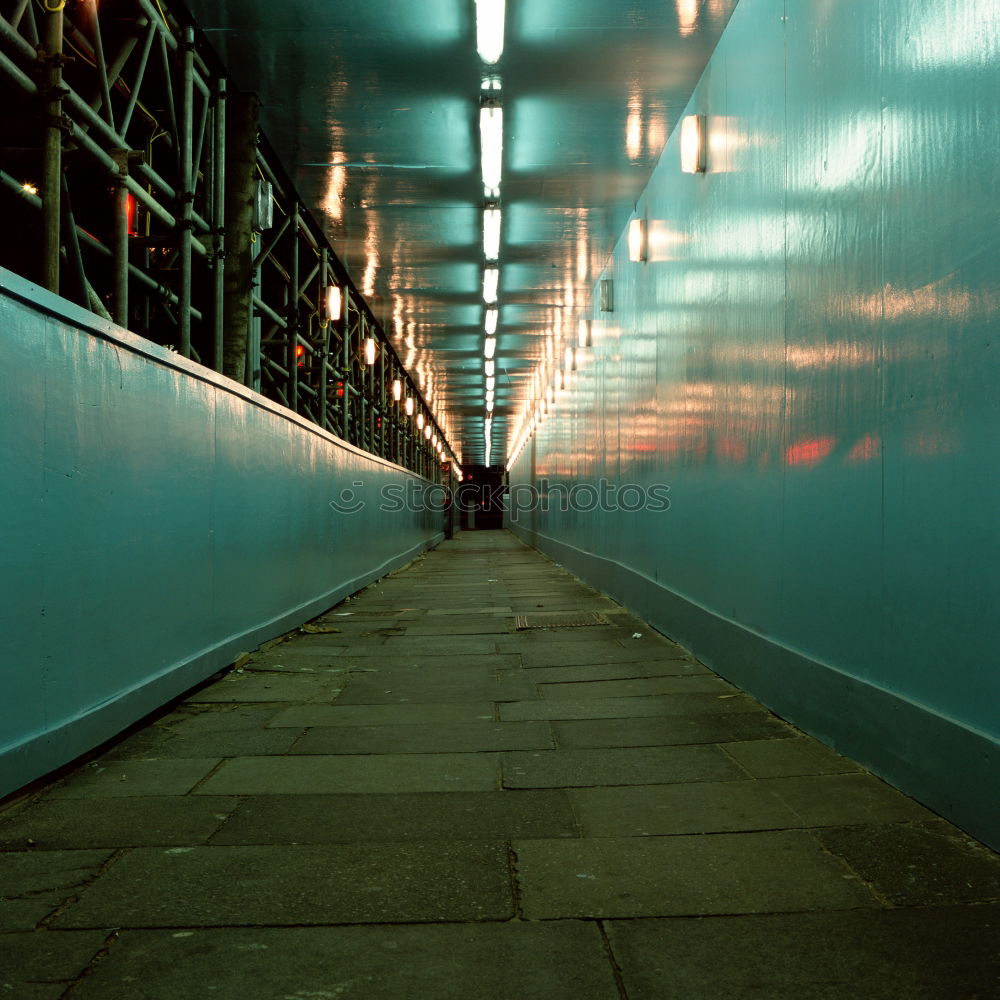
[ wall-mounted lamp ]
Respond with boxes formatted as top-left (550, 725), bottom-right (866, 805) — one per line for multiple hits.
top-left (578, 319), bottom-right (591, 348)
top-left (565, 346), bottom-right (576, 371)
top-left (486, 376), bottom-right (496, 391)
top-left (417, 412), bottom-right (425, 429)
top-left (600, 278), bottom-right (614, 312)
top-left (392, 379), bottom-right (402, 402)
top-left (628, 218), bottom-right (647, 263)
top-left (364, 337), bottom-right (377, 366)
top-left (405, 396), bottom-right (414, 416)
top-left (681, 114), bottom-right (707, 173)
top-left (325, 285), bottom-right (343, 322)
top-left (486, 399), bottom-right (495, 413)
top-left (485, 359), bottom-right (496, 377)
top-left (484, 337), bottom-right (497, 360)
top-left (424, 425), bottom-right (432, 439)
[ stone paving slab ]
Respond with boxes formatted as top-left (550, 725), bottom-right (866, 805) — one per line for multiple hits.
top-left (244, 650), bottom-right (348, 673)
top-left (500, 693), bottom-right (765, 722)
top-left (41, 759), bottom-right (221, 799)
top-left (756, 773), bottom-right (936, 826)
top-left (501, 746), bottom-right (744, 788)
top-left (381, 636), bottom-right (500, 655)
top-left (0, 850), bottom-right (114, 930)
top-left (155, 705), bottom-right (283, 734)
top-left (0, 796), bottom-right (238, 850)
top-left (550, 714), bottom-right (792, 748)
top-left (514, 832), bottom-right (877, 918)
top-left (335, 667), bottom-right (536, 705)
top-left (268, 702), bottom-right (498, 728)
top-left (55, 844), bottom-right (513, 927)
top-left (511, 644), bottom-right (692, 667)
top-left (569, 780), bottom-right (805, 836)
top-left (71, 922), bottom-right (620, 1000)
top-left (528, 661), bottom-right (712, 684)
top-left (102, 727), bottom-right (300, 760)
top-left (195, 752), bottom-right (501, 795)
top-left (605, 906), bottom-right (1000, 1000)
top-left (814, 821), bottom-right (1000, 905)
top-left (404, 619), bottom-right (515, 635)
top-left (183, 672), bottom-right (342, 703)
top-left (538, 675), bottom-right (737, 699)
top-left (0, 929), bottom-right (107, 1000)
top-left (722, 737), bottom-right (862, 777)
top-left (212, 790), bottom-right (579, 844)
top-left (290, 720), bottom-right (553, 754)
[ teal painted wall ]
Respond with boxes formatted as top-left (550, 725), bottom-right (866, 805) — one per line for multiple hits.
top-left (508, 0), bottom-right (1000, 846)
top-left (0, 269), bottom-right (441, 798)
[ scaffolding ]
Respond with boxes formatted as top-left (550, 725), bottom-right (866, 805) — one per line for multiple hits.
top-left (0, 0), bottom-right (452, 480)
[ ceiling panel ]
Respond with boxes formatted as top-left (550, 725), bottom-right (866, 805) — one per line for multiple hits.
top-left (184, 0), bottom-right (737, 465)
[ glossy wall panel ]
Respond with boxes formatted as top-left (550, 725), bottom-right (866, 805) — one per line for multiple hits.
top-left (0, 269), bottom-right (441, 797)
top-left (510, 0), bottom-right (999, 843)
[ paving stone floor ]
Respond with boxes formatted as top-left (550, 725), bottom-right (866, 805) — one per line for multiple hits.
top-left (2, 530), bottom-right (999, 998)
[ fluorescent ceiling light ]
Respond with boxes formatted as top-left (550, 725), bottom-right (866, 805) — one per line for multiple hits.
top-left (486, 376), bottom-right (496, 391)
top-left (480, 106), bottom-right (503, 194)
top-left (484, 337), bottom-right (496, 360)
top-left (483, 207), bottom-right (501, 260)
top-left (486, 399), bottom-right (495, 413)
top-left (485, 359), bottom-right (496, 377)
top-left (476, 0), bottom-right (506, 65)
top-left (486, 390), bottom-right (495, 403)
top-left (485, 307), bottom-right (498, 335)
top-left (483, 265), bottom-right (499, 303)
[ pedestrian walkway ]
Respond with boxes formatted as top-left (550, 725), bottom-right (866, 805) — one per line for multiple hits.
top-left (2, 530), bottom-right (999, 998)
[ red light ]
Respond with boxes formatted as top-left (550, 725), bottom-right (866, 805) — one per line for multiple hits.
top-left (335, 380), bottom-right (344, 398)
top-left (125, 194), bottom-right (138, 236)
top-left (295, 344), bottom-right (306, 368)
top-left (785, 436), bottom-right (836, 467)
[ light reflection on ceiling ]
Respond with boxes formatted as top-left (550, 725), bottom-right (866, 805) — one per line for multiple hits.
top-left (184, 0), bottom-right (738, 464)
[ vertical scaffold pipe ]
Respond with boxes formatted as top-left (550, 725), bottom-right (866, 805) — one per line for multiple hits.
top-left (41, 3), bottom-right (64, 294)
top-left (178, 26), bottom-right (195, 357)
top-left (222, 91), bottom-right (260, 384)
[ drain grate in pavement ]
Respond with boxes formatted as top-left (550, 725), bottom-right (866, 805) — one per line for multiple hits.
top-left (515, 612), bottom-right (611, 630)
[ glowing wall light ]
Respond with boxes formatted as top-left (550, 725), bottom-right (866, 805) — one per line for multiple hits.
top-left (483, 206), bottom-right (501, 260)
top-left (417, 412), bottom-right (425, 429)
top-left (485, 359), bottom-right (495, 377)
top-left (681, 114), bottom-right (707, 173)
top-left (476, 0), bottom-right (506, 65)
top-left (424, 425), bottom-right (432, 439)
top-left (364, 337), bottom-right (377, 366)
top-left (325, 285), bottom-right (343, 322)
top-left (483, 265), bottom-right (499, 303)
top-left (486, 376), bottom-right (496, 391)
top-left (628, 218), bottom-right (647, 263)
top-left (480, 106), bottom-right (504, 195)
top-left (392, 379), bottom-right (402, 402)
top-left (405, 396), bottom-right (414, 416)
top-left (485, 306), bottom-right (498, 335)
top-left (486, 399), bottom-right (495, 413)
top-left (484, 337), bottom-right (496, 360)
top-left (578, 319), bottom-right (591, 348)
